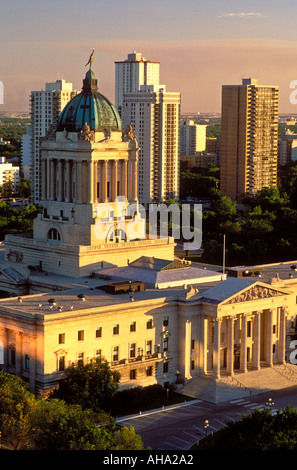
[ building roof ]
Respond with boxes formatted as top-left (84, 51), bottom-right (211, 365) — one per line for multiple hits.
top-left (57, 69), bottom-right (122, 133)
top-left (200, 278), bottom-right (256, 304)
top-left (95, 261), bottom-right (225, 289)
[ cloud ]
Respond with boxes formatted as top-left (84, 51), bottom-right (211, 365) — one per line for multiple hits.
top-left (217, 12), bottom-right (263, 19)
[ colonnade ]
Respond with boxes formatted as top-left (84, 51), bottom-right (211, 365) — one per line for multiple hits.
top-left (182, 307), bottom-right (287, 380)
top-left (41, 157), bottom-right (138, 204)
top-left (211, 308), bottom-right (287, 379)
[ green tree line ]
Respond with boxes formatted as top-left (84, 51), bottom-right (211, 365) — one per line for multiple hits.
top-left (0, 358), bottom-right (148, 450)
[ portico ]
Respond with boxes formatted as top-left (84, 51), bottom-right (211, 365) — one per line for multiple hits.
top-left (198, 279), bottom-right (290, 379)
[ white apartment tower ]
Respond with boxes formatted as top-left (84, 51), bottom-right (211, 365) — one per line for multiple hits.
top-left (30, 79), bottom-right (77, 203)
top-left (180, 120), bottom-right (207, 155)
top-left (115, 51), bottom-right (160, 119)
top-left (123, 85), bottom-right (180, 204)
top-left (116, 52), bottom-right (180, 204)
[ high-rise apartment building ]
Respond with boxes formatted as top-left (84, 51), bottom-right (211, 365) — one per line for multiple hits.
top-left (30, 79), bottom-right (77, 202)
top-left (123, 84), bottom-right (180, 204)
top-left (116, 52), bottom-right (180, 204)
top-left (115, 51), bottom-right (160, 119)
top-left (278, 130), bottom-right (297, 166)
top-left (220, 78), bottom-right (279, 202)
top-left (180, 120), bottom-right (207, 155)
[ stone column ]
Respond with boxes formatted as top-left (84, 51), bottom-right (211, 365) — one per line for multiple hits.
top-left (253, 311), bottom-right (261, 370)
top-left (128, 158), bottom-right (133, 201)
top-left (183, 319), bottom-right (192, 380)
top-left (29, 334), bottom-right (36, 394)
top-left (76, 161), bottom-right (82, 203)
top-left (266, 309), bottom-right (274, 367)
top-left (203, 317), bottom-right (208, 375)
top-left (57, 160), bottom-right (63, 202)
top-left (227, 316), bottom-right (234, 376)
top-left (41, 159), bottom-right (46, 200)
top-left (93, 161), bottom-right (98, 202)
top-left (213, 318), bottom-right (221, 379)
top-left (72, 162), bottom-right (76, 203)
top-left (50, 159), bottom-right (55, 200)
top-left (102, 161), bottom-right (107, 202)
top-left (88, 161), bottom-right (93, 204)
top-left (240, 313), bottom-right (248, 373)
top-left (132, 157), bottom-right (137, 201)
top-left (112, 160), bottom-right (118, 201)
top-left (65, 160), bottom-right (71, 202)
top-left (16, 331), bottom-right (22, 376)
top-left (278, 307), bottom-right (286, 364)
top-left (46, 158), bottom-right (51, 200)
top-left (121, 159), bottom-right (128, 200)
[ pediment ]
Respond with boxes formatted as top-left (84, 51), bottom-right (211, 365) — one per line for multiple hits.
top-left (223, 283), bottom-right (289, 305)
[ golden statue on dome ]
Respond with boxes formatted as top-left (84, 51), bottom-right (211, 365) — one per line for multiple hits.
top-left (85, 49), bottom-right (95, 69)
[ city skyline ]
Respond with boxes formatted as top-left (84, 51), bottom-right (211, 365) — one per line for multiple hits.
top-left (2, 0), bottom-right (297, 114)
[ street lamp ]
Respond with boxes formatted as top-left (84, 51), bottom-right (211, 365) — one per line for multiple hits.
top-left (175, 370), bottom-right (180, 384)
top-left (204, 420), bottom-right (209, 436)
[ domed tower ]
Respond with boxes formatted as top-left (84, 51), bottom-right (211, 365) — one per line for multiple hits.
top-left (3, 59), bottom-right (175, 277)
top-left (57, 69), bottom-right (122, 134)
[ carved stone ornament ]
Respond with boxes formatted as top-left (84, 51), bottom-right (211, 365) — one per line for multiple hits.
top-left (43, 124), bottom-right (56, 141)
top-left (123, 122), bottom-right (137, 142)
top-left (225, 285), bottom-right (284, 304)
top-left (183, 285), bottom-right (200, 300)
top-left (79, 122), bottom-right (95, 142)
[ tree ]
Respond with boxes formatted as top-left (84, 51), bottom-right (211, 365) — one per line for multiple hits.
top-left (197, 406), bottom-right (297, 450)
top-left (0, 371), bottom-right (36, 449)
top-left (111, 425), bottom-right (147, 450)
top-left (49, 357), bottom-right (121, 412)
top-left (27, 398), bottom-right (113, 450)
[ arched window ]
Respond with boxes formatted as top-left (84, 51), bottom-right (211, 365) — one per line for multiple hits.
top-left (48, 228), bottom-right (61, 241)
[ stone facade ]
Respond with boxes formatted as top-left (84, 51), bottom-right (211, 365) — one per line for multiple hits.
top-left (0, 276), bottom-right (294, 396)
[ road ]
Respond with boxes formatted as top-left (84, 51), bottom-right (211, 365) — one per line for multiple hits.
top-left (117, 385), bottom-right (297, 450)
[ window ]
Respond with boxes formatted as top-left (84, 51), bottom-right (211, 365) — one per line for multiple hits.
top-left (96, 327), bottom-right (102, 338)
top-left (147, 319), bottom-right (153, 329)
top-left (129, 343), bottom-right (136, 358)
top-left (163, 316), bottom-right (169, 327)
top-left (25, 354), bottom-right (30, 370)
top-left (59, 356), bottom-right (65, 371)
top-left (48, 228), bottom-right (61, 241)
top-left (9, 347), bottom-right (16, 366)
top-left (130, 369), bottom-right (137, 380)
top-left (146, 366), bottom-right (153, 377)
top-left (146, 340), bottom-right (152, 355)
top-left (191, 339), bottom-right (195, 350)
top-left (163, 362), bottom-right (169, 373)
top-left (113, 324), bottom-right (119, 335)
top-left (130, 321), bottom-right (136, 332)
top-left (113, 346), bottom-right (119, 362)
top-left (191, 360), bottom-right (195, 370)
top-left (59, 333), bottom-right (65, 344)
top-left (247, 321), bottom-right (252, 337)
top-left (163, 337), bottom-right (168, 352)
top-left (78, 330), bottom-right (84, 341)
top-left (77, 352), bottom-right (84, 366)
top-left (95, 349), bottom-right (102, 359)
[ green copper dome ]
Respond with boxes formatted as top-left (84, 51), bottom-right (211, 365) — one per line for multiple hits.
top-left (57, 69), bottom-right (122, 133)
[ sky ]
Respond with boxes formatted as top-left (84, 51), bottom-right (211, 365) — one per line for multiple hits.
top-left (1, 0), bottom-right (297, 113)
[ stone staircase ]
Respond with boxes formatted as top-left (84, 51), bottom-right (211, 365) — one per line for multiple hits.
top-left (179, 363), bottom-right (297, 404)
